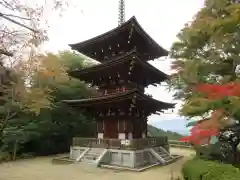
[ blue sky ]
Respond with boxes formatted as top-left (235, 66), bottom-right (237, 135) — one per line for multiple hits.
top-left (44, 0), bottom-right (205, 133)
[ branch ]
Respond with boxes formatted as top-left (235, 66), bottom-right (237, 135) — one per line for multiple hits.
top-left (0, 12), bottom-right (37, 32)
top-left (0, 12), bottom-right (31, 20)
top-left (0, 49), bottom-right (13, 57)
top-left (0, 111), bottom-right (18, 138)
top-left (0, 0), bottom-right (15, 10)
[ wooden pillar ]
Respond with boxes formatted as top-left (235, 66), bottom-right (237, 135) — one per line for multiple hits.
top-left (141, 118), bottom-right (147, 138)
top-left (125, 118), bottom-right (133, 139)
top-left (118, 119), bottom-right (126, 139)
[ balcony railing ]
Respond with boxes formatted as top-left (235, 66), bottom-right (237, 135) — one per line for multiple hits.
top-left (72, 137), bottom-right (168, 150)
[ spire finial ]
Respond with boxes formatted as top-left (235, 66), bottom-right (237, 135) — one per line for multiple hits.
top-left (118, 0), bottom-right (125, 26)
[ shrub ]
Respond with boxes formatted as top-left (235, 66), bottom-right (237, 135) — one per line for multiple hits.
top-left (182, 158), bottom-right (240, 180)
top-left (0, 151), bottom-right (11, 162)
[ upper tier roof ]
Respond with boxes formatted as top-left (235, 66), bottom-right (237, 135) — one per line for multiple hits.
top-left (68, 50), bottom-right (168, 86)
top-left (69, 16), bottom-right (168, 62)
top-left (62, 89), bottom-right (175, 112)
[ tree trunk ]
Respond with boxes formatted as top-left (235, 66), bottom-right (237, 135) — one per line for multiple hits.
top-left (12, 141), bottom-right (18, 161)
top-left (231, 144), bottom-right (237, 164)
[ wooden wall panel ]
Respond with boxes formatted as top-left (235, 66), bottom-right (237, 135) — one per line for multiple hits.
top-left (104, 119), bottom-right (118, 139)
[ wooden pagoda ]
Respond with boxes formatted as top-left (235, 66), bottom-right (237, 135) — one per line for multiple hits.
top-left (61, 16), bottom-right (179, 170)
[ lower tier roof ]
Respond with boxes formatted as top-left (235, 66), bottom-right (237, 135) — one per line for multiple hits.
top-left (62, 89), bottom-right (175, 113)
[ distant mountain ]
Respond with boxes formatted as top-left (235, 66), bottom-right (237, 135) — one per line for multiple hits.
top-left (150, 118), bottom-right (190, 135)
top-left (147, 124), bottom-right (183, 140)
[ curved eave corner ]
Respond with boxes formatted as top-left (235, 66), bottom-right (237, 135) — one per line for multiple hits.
top-left (162, 49), bottom-right (169, 57)
top-left (168, 103), bottom-right (176, 109)
top-left (155, 72), bottom-right (169, 84)
top-left (159, 102), bottom-right (175, 110)
top-left (130, 16), bottom-right (169, 58)
top-left (161, 72), bottom-right (169, 81)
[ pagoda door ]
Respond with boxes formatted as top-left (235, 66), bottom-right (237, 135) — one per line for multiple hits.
top-left (104, 119), bottom-right (118, 139)
top-left (132, 118), bottom-right (142, 139)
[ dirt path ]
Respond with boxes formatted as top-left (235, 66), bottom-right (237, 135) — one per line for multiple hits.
top-left (0, 148), bottom-right (195, 180)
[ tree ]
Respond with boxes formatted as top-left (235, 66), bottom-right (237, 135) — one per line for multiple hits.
top-left (0, 0), bottom-right (70, 59)
top-left (169, 0), bottom-right (240, 163)
top-left (0, 53), bottom-right (71, 159)
top-left (1, 51), bottom-right (97, 159)
top-left (0, 0), bottom-right (73, 144)
top-left (169, 0), bottom-right (240, 129)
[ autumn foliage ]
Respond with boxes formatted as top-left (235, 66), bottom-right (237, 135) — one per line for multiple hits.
top-left (181, 125), bottom-right (219, 145)
top-left (181, 83), bottom-right (240, 145)
top-left (169, 0), bottom-right (240, 164)
top-left (195, 83), bottom-right (240, 99)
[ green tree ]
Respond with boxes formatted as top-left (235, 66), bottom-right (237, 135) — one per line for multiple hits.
top-left (169, 0), bottom-right (240, 121)
top-left (0, 0), bottom-right (72, 147)
top-left (1, 52), bottom-right (97, 159)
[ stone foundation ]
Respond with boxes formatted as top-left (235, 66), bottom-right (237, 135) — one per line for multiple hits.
top-left (69, 145), bottom-right (177, 170)
top-left (99, 148), bottom-right (158, 168)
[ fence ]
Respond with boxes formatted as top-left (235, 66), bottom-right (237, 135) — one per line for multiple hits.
top-left (72, 136), bottom-right (168, 150)
top-left (169, 140), bottom-right (193, 149)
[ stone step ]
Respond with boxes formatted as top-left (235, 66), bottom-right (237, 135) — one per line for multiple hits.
top-left (82, 158), bottom-right (96, 162)
top-left (157, 149), bottom-right (166, 152)
top-left (87, 152), bottom-right (101, 156)
top-left (157, 152), bottom-right (168, 156)
top-left (81, 158), bottom-right (96, 163)
top-left (84, 153), bottom-right (100, 159)
top-left (87, 152), bottom-right (102, 156)
top-left (165, 158), bottom-right (175, 164)
top-left (87, 148), bottom-right (104, 153)
top-left (158, 151), bottom-right (170, 155)
top-left (83, 156), bottom-right (97, 161)
top-left (160, 154), bottom-right (169, 158)
top-left (83, 155), bottom-right (98, 159)
top-left (163, 156), bottom-right (172, 161)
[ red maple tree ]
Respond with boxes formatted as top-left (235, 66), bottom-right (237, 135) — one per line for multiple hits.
top-left (181, 83), bottom-right (240, 145)
top-left (195, 83), bottom-right (240, 99)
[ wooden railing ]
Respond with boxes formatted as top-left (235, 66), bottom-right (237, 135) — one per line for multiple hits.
top-left (72, 137), bottom-right (168, 150)
top-left (169, 140), bottom-right (193, 148)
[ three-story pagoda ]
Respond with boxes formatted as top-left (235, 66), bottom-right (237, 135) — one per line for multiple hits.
top-left (62, 14), bottom-right (179, 170)
top-left (64, 16), bottom-right (174, 140)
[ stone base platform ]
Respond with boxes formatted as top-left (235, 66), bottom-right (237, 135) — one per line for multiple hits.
top-left (52, 146), bottom-right (182, 171)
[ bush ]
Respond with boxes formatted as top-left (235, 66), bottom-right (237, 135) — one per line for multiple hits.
top-left (0, 151), bottom-right (11, 162)
top-left (182, 158), bottom-right (240, 180)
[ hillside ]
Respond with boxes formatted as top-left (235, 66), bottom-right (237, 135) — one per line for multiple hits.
top-left (147, 124), bottom-right (183, 140)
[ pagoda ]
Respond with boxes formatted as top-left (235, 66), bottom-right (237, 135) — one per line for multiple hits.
top-left (62, 1), bottom-right (179, 170)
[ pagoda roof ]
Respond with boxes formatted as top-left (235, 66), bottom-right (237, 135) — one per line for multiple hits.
top-left (62, 89), bottom-right (175, 112)
top-left (68, 50), bottom-right (168, 85)
top-left (69, 16), bottom-right (168, 62)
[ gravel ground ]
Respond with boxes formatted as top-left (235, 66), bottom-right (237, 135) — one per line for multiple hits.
top-left (0, 148), bottom-right (195, 180)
